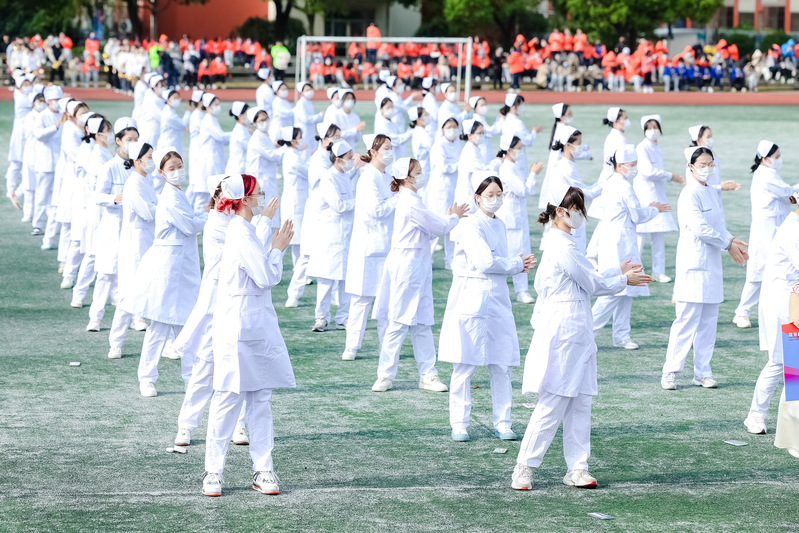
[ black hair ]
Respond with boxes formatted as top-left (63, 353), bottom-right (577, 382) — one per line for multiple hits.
top-left (643, 119), bottom-right (662, 133)
top-left (123, 142), bottom-right (153, 169)
top-left (497, 136), bottom-right (522, 158)
top-left (326, 142), bottom-right (350, 164)
top-left (115, 127), bottom-right (138, 142)
top-left (229, 103), bottom-right (250, 118)
top-left (360, 134), bottom-right (391, 163)
top-left (474, 175), bottom-right (503, 196)
top-left (499, 95), bottom-right (524, 116)
top-left (164, 89), bottom-right (178, 101)
top-left (277, 127), bottom-right (302, 147)
top-left (537, 186), bottom-right (586, 225)
top-left (82, 117), bottom-right (111, 144)
top-left (751, 143), bottom-right (778, 173)
top-left (441, 117), bottom-right (459, 131)
top-left (409, 107), bottom-right (424, 129)
top-left (252, 109), bottom-right (269, 125)
top-left (602, 108), bottom-right (623, 126)
top-left (32, 92), bottom-right (45, 104)
top-left (390, 158), bottom-right (421, 193)
top-left (380, 97), bottom-right (393, 109)
top-left (690, 147), bottom-right (714, 167)
top-left (459, 121), bottom-right (483, 142)
top-left (690, 125), bottom-right (711, 146)
top-left (315, 123), bottom-right (341, 142)
top-left (551, 130), bottom-right (582, 152)
top-left (548, 104), bottom-right (570, 149)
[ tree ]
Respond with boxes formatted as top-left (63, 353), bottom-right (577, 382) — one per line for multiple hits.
top-left (443, 0), bottom-right (534, 46)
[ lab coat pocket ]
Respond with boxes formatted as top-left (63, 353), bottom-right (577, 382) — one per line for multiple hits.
top-left (553, 319), bottom-right (589, 365)
top-left (689, 237), bottom-right (708, 271)
top-left (238, 295), bottom-right (266, 341)
top-left (454, 278), bottom-right (491, 317)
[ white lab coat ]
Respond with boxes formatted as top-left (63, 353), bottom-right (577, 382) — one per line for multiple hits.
top-left (587, 128), bottom-right (627, 220)
top-left (212, 215), bottom-right (295, 394)
top-left (455, 140), bottom-right (490, 211)
top-left (597, 173), bottom-right (658, 297)
top-left (300, 146), bottom-right (332, 256)
top-left (117, 172), bottom-right (157, 299)
top-left (255, 82), bottom-right (275, 113)
top-left (270, 95), bottom-right (294, 132)
top-left (522, 229), bottom-right (627, 396)
top-left (345, 164), bottom-right (396, 297)
top-left (539, 125), bottom-right (592, 209)
top-left (139, 90), bottom-right (164, 146)
top-left (132, 79), bottom-right (148, 123)
top-left (81, 144), bottom-right (112, 254)
top-left (225, 122), bottom-right (251, 175)
top-left (673, 178), bottom-right (733, 304)
top-left (374, 113), bottom-right (413, 158)
top-left (93, 155), bottom-right (131, 274)
top-left (8, 88), bottom-right (31, 163)
top-left (634, 138), bottom-right (677, 233)
top-left (745, 166), bottom-right (795, 283)
top-left (497, 158), bottom-right (536, 257)
top-left (427, 136), bottom-right (461, 215)
top-left (410, 126), bottom-right (432, 186)
top-left (323, 103), bottom-right (340, 126)
top-left (20, 108), bottom-right (39, 192)
top-left (334, 108), bottom-right (363, 149)
top-left (54, 120), bottom-right (84, 224)
top-left (373, 187), bottom-right (460, 326)
top-left (120, 184), bottom-right (205, 324)
top-left (500, 113), bottom-right (536, 170)
top-left (293, 96), bottom-right (323, 157)
top-left (474, 113), bottom-right (502, 163)
top-left (69, 140), bottom-right (95, 245)
top-left (421, 92), bottom-right (439, 128)
top-left (187, 108), bottom-right (204, 194)
top-left (159, 104), bottom-right (189, 154)
top-left (437, 99), bottom-right (468, 131)
top-left (279, 147), bottom-right (309, 245)
top-left (245, 129), bottom-right (283, 229)
top-left (438, 210), bottom-right (524, 366)
top-left (306, 166), bottom-right (356, 280)
top-left (198, 112), bottom-right (230, 179)
top-left (32, 108), bottom-right (61, 173)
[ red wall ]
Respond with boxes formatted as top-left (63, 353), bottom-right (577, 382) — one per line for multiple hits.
top-left (155, 0), bottom-right (271, 40)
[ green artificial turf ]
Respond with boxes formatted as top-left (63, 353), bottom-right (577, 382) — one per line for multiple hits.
top-left (1, 100), bottom-right (798, 532)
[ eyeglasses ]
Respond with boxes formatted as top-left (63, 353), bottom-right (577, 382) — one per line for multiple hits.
top-left (694, 163), bottom-right (716, 169)
top-left (250, 192), bottom-right (265, 198)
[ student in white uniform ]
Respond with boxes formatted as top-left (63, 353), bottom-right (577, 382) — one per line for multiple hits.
top-left (436, 83), bottom-right (468, 131)
top-left (31, 85), bottom-right (64, 236)
top-left (539, 103), bottom-right (593, 210)
top-left (5, 73), bottom-right (34, 209)
top-left (40, 96), bottom-right (72, 249)
top-left (106, 141), bottom-right (158, 359)
top-left (196, 93), bottom-right (230, 212)
top-left (371, 157), bottom-right (468, 393)
top-left (269, 81), bottom-right (294, 133)
top-left (323, 87), bottom-right (342, 125)
top-left (255, 67), bottom-right (275, 112)
top-left (293, 81), bottom-right (323, 160)
top-left (18, 89), bottom-right (44, 223)
top-left (187, 89), bottom-right (206, 209)
top-left (420, 77), bottom-right (439, 131)
top-left (408, 107), bottom-right (432, 190)
top-left (498, 93), bottom-right (543, 172)
top-left (774, 286), bottom-right (799, 458)
top-left (660, 147), bottom-right (749, 390)
top-left (511, 183), bottom-right (653, 491)
top-left (733, 141), bottom-right (797, 329)
top-left (496, 132), bottom-right (542, 304)
top-left (455, 118), bottom-right (492, 212)
top-left (277, 126), bottom-right (310, 301)
top-left (306, 140), bottom-right (358, 332)
top-left (634, 115), bottom-right (684, 283)
top-left (158, 89), bottom-right (189, 154)
top-left (120, 149), bottom-right (205, 397)
top-left (686, 124), bottom-right (741, 196)
top-left (427, 118), bottom-right (462, 268)
top-left (72, 116), bottom-right (114, 308)
top-left (333, 90), bottom-right (366, 148)
top-left (224, 101), bottom-right (252, 175)
top-left (202, 175), bottom-right (295, 498)
top-left (744, 204), bottom-right (799, 435)
top-left (86, 117), bottom-right (139, 332)
top-left (374, 97), bottom-right (413, 158)
top-left (592, 145), bottom-right (668, 350)
top-left (470, 96), bottom-right (502, 163)
top-left (440, 172), bottom-right (536, 442)
top-left (342, 134), bottom-right (397, 361)
top-left (245, 107), bottom-right (283, 241)
top-left (139, 75), bottom-right (165, 147)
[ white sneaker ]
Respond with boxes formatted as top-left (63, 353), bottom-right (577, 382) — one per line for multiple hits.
top-left (202, 472), bottom-right (222, 497)
top-left (434, 244), bottom-right (444, 251)
top-left (733, 316), bottom-right (751, 328)
top-left (60, 276), bottom-right (75, 289)
top-left (111, 297), bottom-right (119, 306)
top-left (789, 449), bottom-right (799, 459)
top-left (86, 319), bottom-right (101, 332)
top-left (40, 242), bottom-right (52, 250)
top-left (175, 428), bottom-right (191, 446)
top-left (516, 291), bottom-right (535, 304)
top-left (613, 339), bottom-right (639, 350)
top-left (132, 318), bottom-right (148, 331)
top-left (661, 372), bottom-right (677, 390)
top-left (692, 376), bottom-right (717, 388)
top-left (7, 191), bottom-right (21, 210)
top-left (654, 273), bottom-right (672, 283)
top-left (70, 297), bottom-right (83, 308)
top-left (511, 463), bottom-right (533, 490)
top-left (372, 377), bottom-right (393, 392)
top-left (232, 427), bottom-right (249, 445)
top-left (336, 321), bottom-right (347, 330)
top-left (563, 469), bottom-right (597, 488)
top-left (139, 381), bottom-right (157, 397)
top-left (252, 470), bottom-right (280, 495)
top-left (285, 297), bottom-right (299, 308)
top-left (419, 374), bottom-right (448, 392)
top-left (31, 227), bottom-right (42, 236)
top-left (107, 346), bottom-right (122, 359)
top-left (744, 415), bottom-right (766, 435)
top-left (341, 348), bottom-right (357, 361)
top-left (161, 345), bottom-right (181, 360)
top-left (311, 318), bottom-right (327, 332)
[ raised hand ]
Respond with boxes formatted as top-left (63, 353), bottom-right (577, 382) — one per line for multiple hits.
top-left (650, 201), bottom-right (671, 213)
top-left (447, 202), bottom-right (469, 218)
top-left (271, 219), bottom-right (294, 252)
top-left (530, 162), bottom-right (544, 175)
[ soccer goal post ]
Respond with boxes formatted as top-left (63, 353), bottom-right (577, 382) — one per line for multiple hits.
top-left (295, 35), bottom-right (474, 103)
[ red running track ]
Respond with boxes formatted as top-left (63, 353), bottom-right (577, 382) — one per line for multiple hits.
top-left (3, 86), bottom-right (799, 106)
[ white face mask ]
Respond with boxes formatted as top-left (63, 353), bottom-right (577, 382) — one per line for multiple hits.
top-left (380, 149), bottom-right (395, 166)
top-left (623, 165), bottom-right (638, 180)
top-left (704, 137), bottom-right (715, 149)
top-left (342, 99), bottom-right (355, 111)
top-left (770, 157), bottom-right (783, 171)
top-left (564, 208), bottom-right (585, 229)
top-left (142, 159), bottom-right (156, 174)
top-left (693, 166), bottom-right (714, 182)
top-left (256, 121), bottom-right (269, 132)
top-left (164, 168), bottom-right (185, 185)
top-left (446, 92), bottom-right (457, 102)
top-left (333, 99), bottom-right (342, 108)
top-left (480, 195), bottom-right (503, 213)
top-left (169, 99), bottom-right (181, 109)
top-left (444, 128), bottom-right (458, 141)
top-left (622, 118), bottom-right (631, 132)
top-left (475, 105), bottom-right (487, 116)
top-left (383, 108), bottom-right (395, 119)
top-left (35, 101), bottom-right (47, 112)
top-left (645, 129), bottom-right (660, 141)
top-left (209, 105), bottom-right (221, 116)
top-left (342, 158), bottom-right (355, 172)
top-left (303, 89), bottom-right (314, 99)
top-left (412, 173), bottom-right (426, 189)
top-left (250, 195), bottom-right (266, 216)
top-left (562, 116), bottom-right (573, 124)
top-left (278, 89), bottom-right (289, 99)
top-left (472, 133), bottom-right (485, 145)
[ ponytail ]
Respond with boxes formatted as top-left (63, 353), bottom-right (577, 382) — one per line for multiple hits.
top-left (551, 130), bottom-right (581, 152)
top-left (750, 155), bottom-right (763, 173)
top-left (206, 184), bottom-right (222, 211)
top-left (602, 118), bottom-right (613, 126)
top-left (537, 186), bottom-right (586, 225)
top-left (537, 204), bottom-right (558, 225)
top-left (751, 143), bottom-right (778, 173)
top-left (607, 154), bottom-right (618, 168)
top-left (390, 178), bottom-right (402, 193)
top-left (499, 105), bottom-right (511, 116)
top-left (548, 119), bottom-right (559, 151)
top-left (326, 143), bottom-right (337, 164)
top-left (123, 159), bottom-right (135, 170)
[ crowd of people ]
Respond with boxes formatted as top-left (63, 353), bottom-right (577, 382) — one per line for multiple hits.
top-left (3, 27), bottom-right (799, 94)
top-left (4, 63), bottom-right (799, 498)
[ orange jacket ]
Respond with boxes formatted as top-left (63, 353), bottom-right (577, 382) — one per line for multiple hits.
top-left (348, 42), bottom-right (364, 58)
top-left (508, 50), bottom-right (524, 74)
top-left (209, 60), bottom-right (227, 76)
top-left (397, 62), bottom-right (412, 78)
top-left (366, 25), bottom-right (381, 49)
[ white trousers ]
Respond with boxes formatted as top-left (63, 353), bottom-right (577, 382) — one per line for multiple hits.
top-left (663, 301), bottom-right (718, 378)
top-left (138, 320), bottom-right (181, 383)
top-left (63, 235), bottom-right (83, 279)
top-left (108, 307), bottom-right (134, 349)
top-left (585, 220), bottom-right (603, 260)
top-left (344, 295), bottom-right (387, 353)
top-left (592, 295), bottom-right (632, 344)
top-left (432, 231), bottom-right (455, 268)
top-left (73, 254), bottom-right (96, 302)
top-left (511, 272), bottom-right (529, 294)
top-left (449, 363), bottom-right (512, 430)
top-left (88, 273), bottom-right (116, 321)
top-left (517, 390), bottom-right (592, 471)
top-left (57, 222), bottom-right (71, 262)
top-left (377, 320), bottom-right (438, 380)
top-left (43, 208), bottom-right (60, 249)
top-left (21, 187), bottom-right (35, 221)
top-left (748, 360), bottom-right (784, 418)
top-left (637, 232), bottom-right (666, 275)
top-left (6, 160), bottom-right (21, 193)
top-left (735, 280), bottom-right (761, 318)
top-left (32, 171), bottom-right (53, 229)
top-left (177, 357), bottom-right (246, 432)
top-left (205, 388), bottom-right (273, 474)
top-left (286, 245), bottom-right (308, 300)
top-left (315, 277), bottom-right (349, 325)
